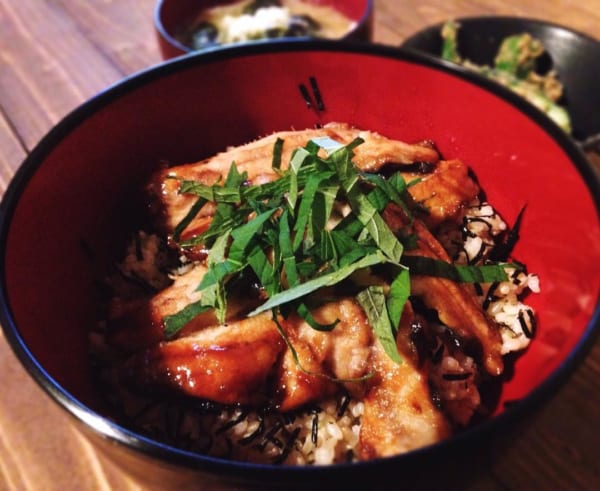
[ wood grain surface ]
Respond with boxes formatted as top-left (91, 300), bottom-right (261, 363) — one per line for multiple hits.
top-left (0, 1), bottom-right (598, 490)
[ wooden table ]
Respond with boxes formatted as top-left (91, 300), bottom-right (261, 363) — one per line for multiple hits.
top-left (0, 1), bottom-right (598, 489)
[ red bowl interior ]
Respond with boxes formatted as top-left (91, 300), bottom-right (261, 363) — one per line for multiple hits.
top-left (155, 0), bottom-right (374, 59)
top-left (1, 42), bottom-right (599, 466)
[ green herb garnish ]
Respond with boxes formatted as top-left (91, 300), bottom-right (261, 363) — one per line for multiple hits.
top-left (357, 286), bottom-right (402, 363)
top-left (163, 136), bottom-right (509, 363)
top-left (401, 256), bottom-right (509, 283)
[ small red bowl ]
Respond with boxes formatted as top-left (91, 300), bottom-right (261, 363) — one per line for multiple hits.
top-left (154, 0), bottom-right (374, 59)
top-left (0, 41), bottom-right (598, 488)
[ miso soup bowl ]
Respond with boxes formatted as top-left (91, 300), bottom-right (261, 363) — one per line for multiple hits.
top-left (0, 41), bottom-right (598, 489)
top-left (155, 0), bottom-right (374, 59)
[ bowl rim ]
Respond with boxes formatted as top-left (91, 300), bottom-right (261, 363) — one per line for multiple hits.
top-left (153, 0), bottom-right (375, 55)
top-left (0, 39), bottom-right (599, 482)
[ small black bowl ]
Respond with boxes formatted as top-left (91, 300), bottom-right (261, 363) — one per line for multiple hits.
top-left (401, 16), bottom-right (600, 143)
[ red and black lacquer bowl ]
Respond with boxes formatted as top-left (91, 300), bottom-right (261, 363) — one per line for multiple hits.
top-left (0, 41), bottom-right (598, 489)
top-left (155, 0), bottom-right (374, 59)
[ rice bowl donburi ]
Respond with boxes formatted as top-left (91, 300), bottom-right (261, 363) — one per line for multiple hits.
top-left (1, 43), bottom-right (597, 487)
top-left (94, 122), bottom-right (540, 465)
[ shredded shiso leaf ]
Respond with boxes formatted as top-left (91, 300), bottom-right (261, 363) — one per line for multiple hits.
top-left (164, 137), bottom-right (509, 362)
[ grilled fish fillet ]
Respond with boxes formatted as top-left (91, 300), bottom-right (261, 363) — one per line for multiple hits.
top-left (359, 341), bottom-right (451, 458)
top-left (147, 122), bottom-right (441, 234)
top-left (406, 159), bottom-right (480, 228)
top-left (407, 221), bottom-right (504, 376)
top-left (275, 298), bottom-right (373, 411)
top-left (381, 202), bottom-right (504, 376)
top-left (121, 297), bottom-right (374, 411)
top-left (359, 303), bottom-right (451, 458)
top-left (121, 312), bottom-right (284, 405)
top-left (108, 264), bottom-right (258, 351)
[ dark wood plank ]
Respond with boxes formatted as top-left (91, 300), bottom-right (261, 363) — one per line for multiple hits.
top-left (489, 340), bottom-right (600, 490)
top-left (53, 0), bottom-right (162, 75)
top-left (0, 331), bottom-right (140, 490)
top-left (0, 110), bottom-right (27, 195)
top-left (0, 1), bottom-right (124, 149)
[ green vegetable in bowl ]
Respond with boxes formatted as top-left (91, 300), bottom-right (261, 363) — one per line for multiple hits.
top-left (441, 21), bottom-right (572, 133)
top-left (440, 20), bottom-right (461, 63)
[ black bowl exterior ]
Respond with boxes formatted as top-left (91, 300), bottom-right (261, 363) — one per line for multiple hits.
top-left (401, 16), bottom-right (600, 141)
